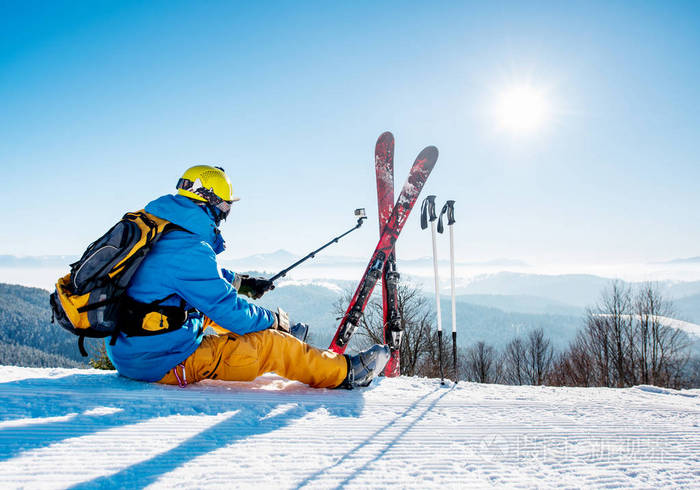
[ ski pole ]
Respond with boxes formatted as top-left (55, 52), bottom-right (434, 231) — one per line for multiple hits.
top-left (438, 200), bottom-right (457, 381)
top-left (268, 208), bottom-right (367, 283)
top-left (421, 195), bottom-right (444, 384)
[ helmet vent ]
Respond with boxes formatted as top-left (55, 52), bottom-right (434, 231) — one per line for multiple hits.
top-left (200, 170), bottom-right (222, 184)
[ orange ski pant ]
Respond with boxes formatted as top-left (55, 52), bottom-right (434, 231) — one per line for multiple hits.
top-left (158, 319), bottom-right (348, 389)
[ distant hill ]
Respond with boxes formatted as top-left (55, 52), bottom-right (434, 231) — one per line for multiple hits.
top-left (220, 250), bottom-right (530, 274)
top-left (0, 281), bottom-right (584, 365)
top-left (446, 298), bottom-right (582, 349)
top-left (0, 255), bottom-right (77, 268)
top-left (0, 342), bottom-right (83, 368)
top-left (1, 279), bottom-right (696, 368)
top-left (665, 256), bottom-right (700, 264)
top-left (398, 257), bottom-right (530, 268)
top-left (5, 254), bottom-right (700, 309)
top-left (220, 250), bottom-right (300, 273)
top-left (452, 272), bottom-right (611, 307)
top-left (254, 283), bottom-right (584, 350)
top-left (455, 294), bottom-right (584, 316)
top-left (676, 294), bottom-right (700, 323)
top-left (665, 281), bottom-right (700, 300)
top-left (0, 283), bottom-right (96, 367)
top-left (446, 273), bottom-right (700, 307)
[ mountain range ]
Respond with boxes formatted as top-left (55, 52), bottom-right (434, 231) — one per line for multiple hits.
top-left (0, 252), bottom-right (530, 271)
top-left (6, 250), bottom-right (699, 269)
top-left (2, 251), bottom-right (699, 316)
top-left (1, 251), bottom-right (699, 368)
top-left (664, 256), bottom-right (700, 264)
top-left (0, 255), bottom-right (78, 268)
top-left (2, 272), bottom-right (698, 370)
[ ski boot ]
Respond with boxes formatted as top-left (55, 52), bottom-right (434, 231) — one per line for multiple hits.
top-left (340, 344), bottom-right (391, 389)
top-left (290, 322), bottom-right (309, 342)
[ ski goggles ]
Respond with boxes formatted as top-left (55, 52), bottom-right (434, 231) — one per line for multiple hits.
top-left (176, 178), bottom-right (237, 218)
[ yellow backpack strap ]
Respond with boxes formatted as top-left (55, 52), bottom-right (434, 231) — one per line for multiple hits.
top-left (109, 211), bottom-right (173, 278)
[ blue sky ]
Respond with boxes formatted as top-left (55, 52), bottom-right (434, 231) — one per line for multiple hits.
top-left (1, 1), bottom-right (699, 266)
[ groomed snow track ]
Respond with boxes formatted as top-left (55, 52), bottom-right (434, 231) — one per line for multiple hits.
top-left (0, 367), bottom-right (698, 488)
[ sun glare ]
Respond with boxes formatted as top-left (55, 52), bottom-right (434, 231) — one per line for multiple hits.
top-left (494, 85), bottom-right (549, 133)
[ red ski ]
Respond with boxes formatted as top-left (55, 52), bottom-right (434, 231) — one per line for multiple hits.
top-left (375, 132), bottom-right (401, 376)
top-left (329, 144), bottom-right (438, 354)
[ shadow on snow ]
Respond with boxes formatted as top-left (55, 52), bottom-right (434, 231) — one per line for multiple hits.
top-left (0, 371), bottom-right (365, 488)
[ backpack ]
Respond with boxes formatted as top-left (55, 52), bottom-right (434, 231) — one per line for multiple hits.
top-left (50, 210), bottom-right (184, 357)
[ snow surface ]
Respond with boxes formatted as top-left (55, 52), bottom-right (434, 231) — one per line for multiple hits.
top-left (595, 314), bottom-right (700, 339)
top-left (657, 316), bottom-right (700, 338)
top-left (1, 366), bottom-right (699, 489)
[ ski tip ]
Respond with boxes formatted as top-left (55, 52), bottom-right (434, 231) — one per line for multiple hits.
top-left (376, 131), bottom-right (394, 146)
top-left (424, 145), bottom-right (438, 156)
top-left (417, 145), bottom-right (439, 163)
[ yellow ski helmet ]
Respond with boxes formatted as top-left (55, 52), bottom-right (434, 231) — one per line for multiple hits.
top-left (176, 165), bottom-right (239, 218)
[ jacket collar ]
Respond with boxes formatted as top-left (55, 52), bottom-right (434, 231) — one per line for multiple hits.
top-left (144, 194), bottom-right (226, 254)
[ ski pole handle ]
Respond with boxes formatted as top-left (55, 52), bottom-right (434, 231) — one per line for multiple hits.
top-left (445, 200), bottom-right (456, 225)
top-left (437, 200), bottom-right (455, 234)
top-left (420, 195), bottom-right (437, 230)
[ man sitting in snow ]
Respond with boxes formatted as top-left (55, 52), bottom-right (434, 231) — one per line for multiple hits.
top-left (106, 165), bottom-right (389, 389)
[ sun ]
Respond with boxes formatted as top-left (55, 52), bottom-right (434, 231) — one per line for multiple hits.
top-left (494, 85), bottom-right (549, 133)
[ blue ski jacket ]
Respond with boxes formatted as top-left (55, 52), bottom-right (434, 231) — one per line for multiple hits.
top-left (106, 194), bottom-right (275, 382)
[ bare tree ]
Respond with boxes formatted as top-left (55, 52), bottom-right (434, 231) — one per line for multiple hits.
top-left (604, 281), bottom-right (635, 387)
top-left (577, 281), bottom-right (634, 387)
top-left (635, 283), bottom-right (688, 387)
top-left (684, 357), bottom-right (700, 389)
top-left (502, 337), bottom-right (527, 385)
top-left (416, 328), bottom-right (455, 379)
top-left (334, 281), bottom-right (436, 377)
top-left (523, 328), bottom-right (554, 385)
top-left (547, 333), bottom-right (594, 387)
top-left (548, 281), bottom-right (692, 389)
top-left (465, 341), bottom-right (500, 383)
top-left (583, 308), bottom-right (611, 386)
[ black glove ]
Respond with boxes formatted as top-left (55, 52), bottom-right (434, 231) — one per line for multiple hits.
top-left (237, 275), bottom-right (275, 299)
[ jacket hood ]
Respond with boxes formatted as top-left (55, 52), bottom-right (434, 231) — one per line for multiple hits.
top-left (144, 194), bottom-right (226, 253)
